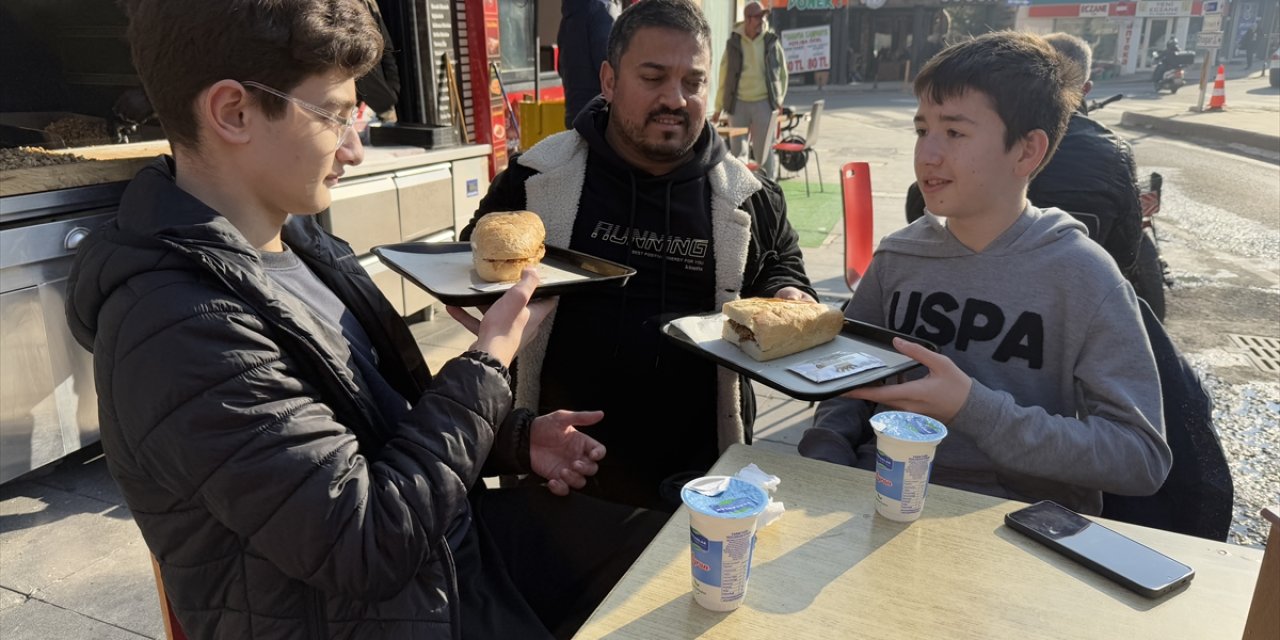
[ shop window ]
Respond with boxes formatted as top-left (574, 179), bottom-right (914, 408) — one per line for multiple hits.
top-left (499, 0), bottom-right (537, 83)
top-left (1052, 17), bottom-right (1122, 67)
top-left (498, 0), bottom-right (562, 85)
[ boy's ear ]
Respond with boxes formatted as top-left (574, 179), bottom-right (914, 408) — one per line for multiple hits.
top-left (1014, 129), bottom-right (1050, 179)
top-left (198, 80), bottom-right (255, 147)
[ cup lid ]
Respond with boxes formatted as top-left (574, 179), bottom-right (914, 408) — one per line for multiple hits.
top-left (870, 411), bottom-right (948, 444)
top-left (680, 476), bottom-right (768, 519)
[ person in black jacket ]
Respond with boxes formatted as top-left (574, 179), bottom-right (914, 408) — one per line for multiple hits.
top-left (558, 0), bottom-right (621, 128)
top-left (355, 0), bottom-right (401, 122)
top-left (461, 0), bottom-right (818, 510)
top-left (1030, 33), bottom-right (1143, 280)
top-left (65, 2), bottom-right (662, 638)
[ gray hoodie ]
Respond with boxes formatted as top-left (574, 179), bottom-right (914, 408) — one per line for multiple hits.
top-left (799, 205), bottom-right (1172, 514)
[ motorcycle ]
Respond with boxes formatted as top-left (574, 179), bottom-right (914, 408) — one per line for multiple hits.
top-left (1135, 172), bottom-right (1170, 320)
top-left (1151, 49), bottom-right (1194, 94)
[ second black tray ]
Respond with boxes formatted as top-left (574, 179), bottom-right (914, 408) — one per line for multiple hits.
top-left (661, 311), bottom-right (936, 401)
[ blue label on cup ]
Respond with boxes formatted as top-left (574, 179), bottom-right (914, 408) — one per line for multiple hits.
top-left (876, 451), bottom-right (905, 501)
top-left (712, 498), bottom-right (758, 514)
top-left (690, 529), bottom-right (757, 596)
top-left (691, 528), bottom-right (710, 552)
top-left (875, 451), bottom-right (893, 470)
top-left (691, 530), bottom-right (722, 587)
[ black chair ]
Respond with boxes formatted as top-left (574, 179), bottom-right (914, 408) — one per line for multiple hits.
top-left (772, 100), bottom-right (824, 196)
top-left (1101, 298), bottom-right (1234, 541)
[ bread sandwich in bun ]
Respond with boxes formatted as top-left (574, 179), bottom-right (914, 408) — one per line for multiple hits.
top-left (722, 298), bottom-right (844, 361)
top-left (471, 211), bottom-right (547, 282)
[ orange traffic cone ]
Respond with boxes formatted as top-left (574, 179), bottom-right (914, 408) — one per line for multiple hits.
top-left (1207, 64), bottom-right (1226, 111)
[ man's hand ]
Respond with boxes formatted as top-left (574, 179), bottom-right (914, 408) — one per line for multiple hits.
top-left (843, 338), bottom-right (971, 424)
top-left (445, 268), bottom-right (556, 366)
top-left (773, 286), bottom-right (817, 303)
top-left (711, 110), bottom-right (724, 124)
top-left (529, 410), bottom-right (606, 496)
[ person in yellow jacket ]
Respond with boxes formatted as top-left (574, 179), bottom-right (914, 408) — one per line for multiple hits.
top-left (712, 0), bottom-right (788, 180)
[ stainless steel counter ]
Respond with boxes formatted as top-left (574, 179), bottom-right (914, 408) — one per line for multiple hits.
top-left (345, 143), bottom-right (491, 180)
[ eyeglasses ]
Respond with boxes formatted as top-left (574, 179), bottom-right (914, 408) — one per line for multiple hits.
top-left (241, 80), bottom-right (356, 152)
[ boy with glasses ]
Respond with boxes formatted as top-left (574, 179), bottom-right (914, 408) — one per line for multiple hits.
top-left (65, 1), bottom-right (662, 638)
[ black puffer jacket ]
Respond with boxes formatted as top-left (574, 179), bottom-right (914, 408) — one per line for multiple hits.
top-left (1028, 112), bottom-right (1143, 277)
top-left (65, 158), bottom-right (527, 639)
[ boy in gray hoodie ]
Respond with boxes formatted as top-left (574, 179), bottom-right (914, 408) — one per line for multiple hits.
top-left (798, 31), bottom-right (1171, 515)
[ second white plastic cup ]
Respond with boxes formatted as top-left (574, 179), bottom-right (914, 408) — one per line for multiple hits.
top-left (870, 411), bottom-right (948, 522)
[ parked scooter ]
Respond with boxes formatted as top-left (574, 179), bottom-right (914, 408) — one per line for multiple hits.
top-left (1151, 47), bottom-right (1194, 94)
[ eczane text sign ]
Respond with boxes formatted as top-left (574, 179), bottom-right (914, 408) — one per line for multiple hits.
top-left (1079, 3), bottom-right (1110, 17)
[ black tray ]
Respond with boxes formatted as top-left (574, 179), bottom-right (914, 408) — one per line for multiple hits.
top-left (661, 312), bottom-right (936, 401)
top-left (372, 242), bottom-right (636, 307)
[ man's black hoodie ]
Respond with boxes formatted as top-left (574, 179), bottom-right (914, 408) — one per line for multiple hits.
top-left (537, 99), bottom-right (730, 508)
top-left (468, 97), bottom-right (814, 509)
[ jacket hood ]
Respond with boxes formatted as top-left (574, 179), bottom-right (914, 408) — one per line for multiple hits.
top-left (573, 95), bottom-right (728, 182)
top-left (878, 204), bottom-right (1089, 259)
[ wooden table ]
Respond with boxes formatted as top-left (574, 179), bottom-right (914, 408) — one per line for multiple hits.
top-left (715, 125), bottom-right (749, 139)
top-left (575, 444), bottom-right (1264, 640)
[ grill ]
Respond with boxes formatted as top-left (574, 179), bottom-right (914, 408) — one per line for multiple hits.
top-left (1226, 334), bottom-right (1280, 374)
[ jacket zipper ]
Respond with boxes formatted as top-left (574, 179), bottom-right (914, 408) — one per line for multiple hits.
top-left (309, 588), bottom-right (327, 639)
top-left (440, 537), bottom-right (462, 640)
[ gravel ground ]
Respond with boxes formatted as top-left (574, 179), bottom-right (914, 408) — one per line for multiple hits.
top-left (0, 146), bottom-right (89, 170)
top-left (1158, 178), bottom-right (1280, 550)
top-left (1196, 368), bottom-right (1280, 549)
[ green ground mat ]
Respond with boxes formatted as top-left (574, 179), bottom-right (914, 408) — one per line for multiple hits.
top-left (778, 177), bottom-right (841, 248)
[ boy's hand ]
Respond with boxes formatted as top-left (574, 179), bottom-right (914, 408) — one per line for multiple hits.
top-left (446, 269), bottom-right (555, 366)
top-left (843, 337), bottom-right (971, 424)
top-left (529, 410), bottom-right (606, 496)
top-left (773, 286), bottom-right (816, 303)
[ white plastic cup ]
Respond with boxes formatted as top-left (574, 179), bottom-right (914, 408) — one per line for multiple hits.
top-left (680, 476), bottom-right (769, 611)
top-left (870, 411), bottom-right (949, 522)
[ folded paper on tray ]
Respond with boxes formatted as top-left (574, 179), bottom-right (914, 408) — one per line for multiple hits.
top-left (787, 351), bottom-right (886, 383)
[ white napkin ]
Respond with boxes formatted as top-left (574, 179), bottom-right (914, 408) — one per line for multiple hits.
top-left (735, 463), bottom-right (785, 527)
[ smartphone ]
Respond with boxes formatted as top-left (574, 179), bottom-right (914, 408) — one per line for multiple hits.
top-left (1005, 500), bottom-right (1194, 598)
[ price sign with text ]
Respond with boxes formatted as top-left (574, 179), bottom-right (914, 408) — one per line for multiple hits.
top-left (1196, 30), bottom-right (1223, 49)
top-left (781, 25), bottom-right (832, 73)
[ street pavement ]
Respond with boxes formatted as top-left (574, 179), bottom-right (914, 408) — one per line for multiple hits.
top-left (2, 70), bottom-right (1277, 639)
top-left (1107, 64), bottom-right (1280, 160)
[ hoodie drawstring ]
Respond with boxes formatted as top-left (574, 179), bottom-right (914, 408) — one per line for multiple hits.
top-left (657, 181), bottom-right (672, 368)
top-left (614, 172), bottom-right (639, 358)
